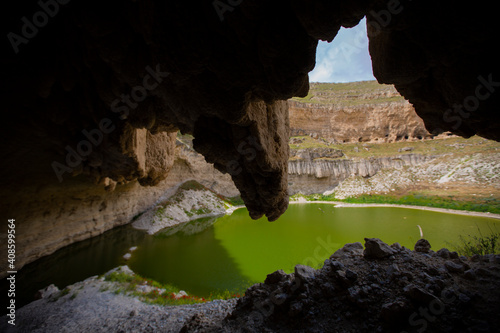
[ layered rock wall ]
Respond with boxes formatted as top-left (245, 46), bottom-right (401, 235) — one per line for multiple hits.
top-left (288, 154), bottom-right (434, 194)
top-left (289, 93), bottom-right (431, 143)
top-left (0, 140), bottom-right (238, 278)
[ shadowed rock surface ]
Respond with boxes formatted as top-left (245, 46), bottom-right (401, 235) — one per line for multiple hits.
top-left (182, 239), bottom-right (500, 332)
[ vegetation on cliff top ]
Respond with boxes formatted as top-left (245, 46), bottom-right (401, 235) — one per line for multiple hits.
top-left (289, 134), bottom-right (500, 159)
top-left (340, 194), bottom-right (500, 215)
top-left (291, 193), bottom-right (500, 215)
top-left (291, 80), bottom-right (405, 105)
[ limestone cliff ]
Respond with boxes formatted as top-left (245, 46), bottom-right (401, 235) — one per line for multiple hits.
top-left (164, 139), bottom-right (239, 198)
top-left (0, 137), bottom-right (237, 278)
top-left (288, 154), bottom-right (434, 194)
top-left (289, 82), bottom-right (431, 143)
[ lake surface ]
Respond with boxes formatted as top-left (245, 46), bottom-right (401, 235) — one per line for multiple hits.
top-left (128, 204), bottom-right (499, 297)
top-left (3, 204), bottom-right (498, 312)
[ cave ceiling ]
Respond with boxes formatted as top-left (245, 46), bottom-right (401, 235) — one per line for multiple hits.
top-left (1, 0), bottom-right (498, 221)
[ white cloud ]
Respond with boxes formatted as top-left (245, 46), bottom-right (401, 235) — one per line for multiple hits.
top-left (309, 18), bottom-right (375, 83)
top-left (309, 57), bottom-right (335, 82)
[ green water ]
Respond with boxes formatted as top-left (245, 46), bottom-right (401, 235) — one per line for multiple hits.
top-left (128, 204), bottom-right (499, 297)
top-left (0, 224), bottom-right (146, 314)
top-left (3, 204), bottom-right (497, 314)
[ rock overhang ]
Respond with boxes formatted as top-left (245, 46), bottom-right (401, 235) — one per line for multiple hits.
top-left (1, 0), bottom-right (499, 222)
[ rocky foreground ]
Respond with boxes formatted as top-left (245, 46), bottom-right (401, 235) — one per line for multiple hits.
top-left (3, 239), bottom-right (499, 333)
top-left (184, 239), bottom-right (500, 333)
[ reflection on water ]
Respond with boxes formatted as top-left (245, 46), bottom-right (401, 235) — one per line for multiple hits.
top-left (155, 216), bottom-right (220, 238)
top-left (130, 204), bottom-right (499, 297)
top-left (129, 216), bottom-right (253, 296)
top-left (0, 225), bottom-right (146, 314)
top-left (2, 204), bottom-right (498, 313)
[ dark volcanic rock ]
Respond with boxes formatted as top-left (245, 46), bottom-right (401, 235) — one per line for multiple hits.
top-left (265, 270), bottom-right (288, 285)
top-left (405, 285), bottom-right (439, 304)
top-left (331, 242), bottom-right (364, 259)
top-left (437, 248), bottom-right (452, 259)
top-left (294, 265), bottom-right (316, 283)
top-left (414, 239), bottom-right (431, 253)
top-left (444, 261), bottom-right (465, 273)
top-left (184, 242), bottom-right (500, 332)
top-left (363, 238), bottom-right (396, 259)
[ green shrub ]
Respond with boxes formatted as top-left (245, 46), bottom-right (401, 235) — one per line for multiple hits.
top-left (103, 270), bottom-right (242, 306)
top-left (452, 230), bottom-right (500, 257)
top-left (104, 271), bottom-right (135, 284)
top-left (340, 194), bottom-right (500, 214)
top-left (224, 195), bottom-right (244, 206)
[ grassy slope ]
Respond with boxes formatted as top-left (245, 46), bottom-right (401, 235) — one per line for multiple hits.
top-left (289, 134), bottom-right (500, 159)
top-left (291, 80), bottom-right (405, 106)
top-left (103, 271), bottom-right (240, 306)
top-left (302, 193), bottom-right (500, 215)
top-left (289, 134), bottom-right (500, 213)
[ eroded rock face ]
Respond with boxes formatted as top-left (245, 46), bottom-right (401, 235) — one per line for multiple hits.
top-left (289, 84), bottom-right (431, 143)
top-left (2, 0), bottom-right (315, 225)
top-left (193, 100), bottom-right (290, 221)
top-left (288, 153), bottom-right (434, 194)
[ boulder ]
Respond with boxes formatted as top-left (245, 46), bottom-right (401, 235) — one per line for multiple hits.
top-left (414, 239), bottom-right (431, 253)
top-left (295, 265), bottom-right (316, 283)
top-left (363, 238), bottom-right (396, 259)
top-left (436, 248), bottom-right (451, 259)
top-left (380, 300), bottom-right (411, 323)
top-left (265, 270), bottom-right (287, 285)
top-left (444, 261), bottom-right (465, 273)
top-left (331, 242), bottom-right (364, 259)
top-left (35, 284), bottom-right (60, 300)
top-left (405, 285), bottom-right (438, 304)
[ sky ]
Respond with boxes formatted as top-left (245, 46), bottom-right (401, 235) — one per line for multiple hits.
top-left (309, 18), bottom-right (376, 83)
